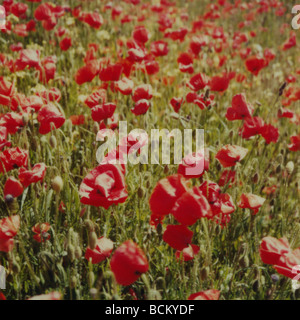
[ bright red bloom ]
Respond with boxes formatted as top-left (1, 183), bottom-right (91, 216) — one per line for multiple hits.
top-left (171, 190), bottom-right (212, 225)
top-left (239, 116), bottom-right (265, 139)
top-left (59, 37), bottom-right (72, 51)
top-left (11, 3), bottom-right (28, 18)
top-left (18, 163), bottom-right (47, 188)
top-left (175, 244), bottom-right (200, 262)
top-left (218, 170), bottom-right (236, 187)
top-left (260, 124), bottom-right (279, 144)
top-left (0, 215), bottom-right (20, 252)
top-left (150, 40), bottom-right (169, 57)
top-left (110, 240), bottom-right (149, 286)
top-left (34, 3), bottom-right (52, 21)
top-left (260, 237), bottom-right (290, 266)
top-left (170, 97), bottom-right (184, 113)
top-left (69, 115), bottom-right (85, 125)
top-left (4, 177), bottom-right (24, 198)
top-left (75, 60), bottom-right (100, 85)
top-left (79, 164), bottom-right (128, 209)
top-left (215, 145), bottom-right (248, 168)
top-left (85, 237), bottom-right (113, 264)
top-left (145, 60), bottom-right (159, 75)
top-left (282, 32), bottom-right (296, 51)
top-left (187, 73), bottom-right (209, 91)
top-left (132, 25), bottom-right (149, 44)
top-left (37, 104), bottom-right (65, 134)
top-left (99, 63), bottom-right (123, 82)
top-left (245, 55), bottom-right (266, 76)
top-left (163, 225), bottom-right (193, 250)
top-left (0, 147), bottom-right (28, 173)
top-left (226, 94), bottom-right (254, 121)
top-left (0, 127), bottom-right (11, 150)
top-left (83, 12), bottom-right (103, 29)
top-left (238, 193), bottom-right (265, 215)
top-left (149, 174), bottom-right (188, 217)
top-left (17, 49), bottom-right (40, 70)
top-left (32, 223), bottom-right (51, 243)
top-left (84, 89), bottom-right (106, 108)
top-left (188, 289), bottom-right (220, 300)
top-left (132, 84), bottom-right (153, 102)
top-left (177, 53), bottom-right (194, 74)
top-left (288, 135), bottom-right (300, 152)
top-left (209, 74), bottom-right (230, 92)
top-left (274, 249), bottom-right (300, 279)
top-left (131, 99), bottom-right (150, 115)
top-left (91, 103), bottom-right (116, 122)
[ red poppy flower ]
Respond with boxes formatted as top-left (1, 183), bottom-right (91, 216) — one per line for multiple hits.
top-left (17, 49), bottom-right (40, 70)
top-left (85, 236), bottom-right (113, 264)
top-left (59, 37), bottom-right (72, 51)
top-left (132, 25), bottom-right (149, 44)
top-left (282, 32), bottom-right (296, 51)
top-left (0, 293), bottom-right (6, 300)
top-left (0, 77), bottom-right (15, 106)
top-left (165, 28), bottom-right (188, 42)
top-left (260, 237), bottom-right (290, 266)
top-left (238, 193), bottom-right (265, 215)
top-left (226, 94), bottom-right (254, 121)
top-left (0, 147), bottom-right (28, 173)
top-left (84, 89), bottom-right (106, 108)
top-left (260, 124), bottom-right (279, 144)
top-left (131, 99), bottom-right (150, 115)
top-left (245, 55), bottom-right (266, 76)
top-left (209, 74), bottom-right (230, 92)
top-left (132, 84), bottom-right (153, 102)
top-left (219, 193), bottom-right (235, 215)
top-left (177, 150), bottom-right (209, 178)
top-left (4, 177), bottom-right (24, 198)
top-left (163, 225), bottom-right (193, 250)
top-left (18, 163), bottom-right (46, 188)
top-left (91, 103), bottom-right (116, 122)
top-left (288, 134), bottom-right (300, 152)
top-left (215, 145), bottom-right (248, 168)
top-left (99, 63), bottom-right (123, 82)
top-left (149, 174), bottom-right (188, 217)
top-left (218, 170), bottom-right (236, 187)
top-left (36, 87), bottom-right (61, 104)
top-left (75, 60), bottom-right (100, 85)
top-left (32, 223), bottom-right (51, 243)
top-left (79, 164), bottom-right (128, 209)
top-left (37, 104), bottom-right (65, 134)
top-left (150, 40), bottom-right (169, 57)
top-left (170, 97), bottom-right (184, 113)
top-left (69, 115), bottom-right (85, 126)
top-left (0, 215), bottom-right (20, 252)
top-left (11, 3), bottom-right (28, 18)
top-left (187, 73), bottom-right (209, 91)
top-left (188, 289), bottom-right (220, 300)
top-left (239, 116), bottom-right (265, 139)
top-left (0, 127), bottom-right (11, 150)
top-left (189, 35), bottom-right (208, 55)
top-left (177, 53), bottom-right (194, 74)
top-left (274, 249), bottom-right (300, 279)
top-left (171, 190), bottom-right (212, 225)
top-left (175, 244), bottom-right (200, 262)
top-left (110, 240), bottom-right (149, 286)
top-left (115, 77), bottom-right (134, 95)
top-left (83, 12), bottom-right (103, 29)
top-left (144, 60), bottom-right (159, 75)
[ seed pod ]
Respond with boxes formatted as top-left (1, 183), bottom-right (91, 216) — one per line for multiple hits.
top-left (239, 255), bottom-right (249, 268)
top-left (164, 165), bottom-right (169, 174)
top-left (252, 279), bottom-right (260, 292)
top-left (51, 176), bottom-right (63, 193)
top-left (89, 231), bottom-right (97, 250)
top-left (49, 136), bottom-right (57, 148)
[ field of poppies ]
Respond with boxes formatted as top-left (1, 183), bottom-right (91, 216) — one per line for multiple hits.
top-left (0, 0), bottom-right (299, 301)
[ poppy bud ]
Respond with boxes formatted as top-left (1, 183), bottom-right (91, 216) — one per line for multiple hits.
top-left (84, 219), bottom-right (94, 232)
top-left (147, 289), bottom-right (162, 300)
top-left (156, 223), bottom-right (163, 236)
top-left (90, 288), bottom-right (98, 299)
top-left (164, 165), bottom-right (169, 174)
top-left (286, 161), bottom-right (294, 175)
top-left (51, 176), bottom-right (63, 193)
top-left (155, 277), bottom-right (165, 290)
top-left (275, 164), bottom-right (281, 174)
top-left (75, 246), bottom-right (82, 259)
top-left (93, 122), bottom-right (99, 134)
top-left (22, 113), bottom-right (29, 126)
top-left (89, 231), bottom-right (97, 250)
top-left (200, 267), bottom-right (209, 281)
top-left (239, 255), bottom-right (249, 268)
top-left (271, 274), bottom-right (279, 283)
top-left (12, 261), bottom-right (21, 274)
top-left (252, 279), bottom-right (260, 292)
top-left (88, 271), bottom-right (95, 287)
top-left (70, 276), bottom-right (77, 289)
top-left (138, 187), bottom-right (144, 198)
top-left (67, 244), bottom-right (75, 262)
top-left (49, 135), bottom-right (57, 148)
top-left (252, 173), bottom-right (259, 184)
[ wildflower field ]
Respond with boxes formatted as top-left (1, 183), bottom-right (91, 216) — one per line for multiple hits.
top-left (0, 0), bottom-right (299, 301)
